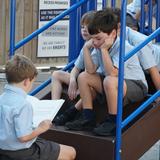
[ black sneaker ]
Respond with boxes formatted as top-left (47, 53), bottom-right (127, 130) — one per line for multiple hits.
top-left (65, 113), bottom-right (96, 131)
top-left (53, 106), bottom-right (78, 126)
top-left (93, 120), bottom-right (116, 136)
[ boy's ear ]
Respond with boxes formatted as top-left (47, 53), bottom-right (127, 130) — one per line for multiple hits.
top-left (23, 78), bottom-right (30, 87)
top-left (110, 29), bottom-right (117, 39)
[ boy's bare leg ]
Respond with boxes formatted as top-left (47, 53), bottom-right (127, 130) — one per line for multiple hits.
top-left (75, 99), bottom-right (82, 110)
top-left (103, 76), bottom-right (127, 114)
top-left (93, 76), bottom-right (127, 136)
top-left (78, 72), bottom-right (103, 109)
top-left (51, 71), bottom-right (70, 99)
top-left (58, 144), bottom-right (76, 160)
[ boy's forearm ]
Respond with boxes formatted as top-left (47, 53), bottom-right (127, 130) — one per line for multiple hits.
top-left (18, 127), bottom-right (46, 142)
top-left (149, 67), bottom-right (160, 90)
top-left (101, 49), bottom-right (115, 75)
top-left (83, 47), bottom-right (97, 73)
top-left (70, 67), bottom-right (80, 81)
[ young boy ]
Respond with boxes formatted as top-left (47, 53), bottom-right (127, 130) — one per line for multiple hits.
top-left (0, 55), bottom-right (76, 160)
top-left (52, 11), bottom-right (96, 125)
top-left (65, 9), bottom-right (148, 136)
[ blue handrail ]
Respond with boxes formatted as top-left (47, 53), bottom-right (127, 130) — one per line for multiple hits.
top-left (122, 90), bottom-right (160, 128)
top-left (125, 27), bottom-right (160, 61)
top-left (29, 60), bottom-right (75, 96)
top-left (9, 1), bottom-right (159, 160)
top-left (10, 0), bottom-right (90, 54)
top-left (116, 1), bottom-right (160, 160)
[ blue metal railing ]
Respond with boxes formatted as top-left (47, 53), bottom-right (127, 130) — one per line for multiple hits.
top-left (10, 0), bottom-right (92, 58)
top-left (9, 0), bottom-right (16, 58)
top-left (29, 60), bottom-right (75, 96)
top-left (115, 1), bottom-right (127, 159)
top-left (9, 0), bottom-right (159, 160)
top-left (122, 90), bottom-right (160, 128)
top-left (156, 0), bottom-right (160, 42)
top-left (116, 0), bottom-right (160, 159)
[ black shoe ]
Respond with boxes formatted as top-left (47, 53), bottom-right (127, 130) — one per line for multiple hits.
top-left (53, 106), bottom-right (78, 126)
top-left (65, 113), bottom-right (96, 131)
top-left (93, 120), bottom-right (116, 136)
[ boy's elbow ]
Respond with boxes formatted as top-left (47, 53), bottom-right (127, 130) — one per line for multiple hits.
top-left (86, 69), bottom-right (96, 74)
top-left (86, 67), bottom-right (97, 74)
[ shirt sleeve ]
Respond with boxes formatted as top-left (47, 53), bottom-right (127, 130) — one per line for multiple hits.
top-left (74, 49), bottom-right (84, 70)
top-left (127, 28), bottom-right (157, 70)
top-left (14, 102), bottom-right (33, 138)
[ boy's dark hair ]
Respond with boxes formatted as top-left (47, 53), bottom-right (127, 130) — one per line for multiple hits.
top-left (112, 7), bottom-right (121, 23)
top-left (88, 8), bottom-right (118, 35)
top-left (5, 54), bottom-right (38, 83)
top-left (81, 10), bottom-right (96, 26)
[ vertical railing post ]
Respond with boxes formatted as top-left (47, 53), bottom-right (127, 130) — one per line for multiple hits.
top-left (140, 0), bottom-right (145, 33)
top-left (147, 0), bottom-right (153, 34)
top-left (10, 0), bottom-right (16, 58)
top-left (115, 0), bottom-right (126, 159)
top-left (88, 0), bottom-right (97, 10)
top-left (111, 0), bottom-right (116, 8)
top-left (156, 0), bottom-right (160, 42)
top-left (102, 0), bottom-right (107, 9)
top-left (69, 0), bottom-right (79, 62)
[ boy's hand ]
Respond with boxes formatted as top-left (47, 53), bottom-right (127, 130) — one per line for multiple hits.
top-left (84, 39), bottom-right (93, 50)
top-left (38, 120), bottom-right (52, 132)
top-left (68, 78), bottom-right (78, 100)
top-left (100, 36), bottom-right (114, 51)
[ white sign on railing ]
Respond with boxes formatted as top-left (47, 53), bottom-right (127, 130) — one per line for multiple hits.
top-left (38, 0), bottom-right (70, 57)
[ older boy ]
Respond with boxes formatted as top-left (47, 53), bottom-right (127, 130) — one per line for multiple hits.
top-left (0, 55), bottom-right (76, 160)
top-left (66, 9), bottom-right (148, 136)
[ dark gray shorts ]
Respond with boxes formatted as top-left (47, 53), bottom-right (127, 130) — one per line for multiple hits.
top-left (95, 77), bottom-right (148, 107)
top-left (0, 138), bottom-right (60, 160)
top-left (124, 79), bottom-right (148, 106)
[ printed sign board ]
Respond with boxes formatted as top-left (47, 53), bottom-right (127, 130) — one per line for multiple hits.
top-left (38, 0), bottom-right (70, 57)
top-left (97, 0), bottom-right (103, 10)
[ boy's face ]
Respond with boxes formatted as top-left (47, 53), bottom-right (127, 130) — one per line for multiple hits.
top-left (91, 31), bottom-right (115, 48)
top-left (81, 25), bottom-right (91, 41)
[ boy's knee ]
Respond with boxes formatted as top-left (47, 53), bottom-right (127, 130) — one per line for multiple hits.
top-left (103, 76), bottom-right (117, 89)
top-left (58, 145), bottom-right (76, 160)
top-left (52, 71), bottom-right (61, 80)
top-left (78, 72), bottom-right (89, 83)
top-left (52, 71), bottom-right (60, 79)
top-left (69, 147), bottom-right (76, 160)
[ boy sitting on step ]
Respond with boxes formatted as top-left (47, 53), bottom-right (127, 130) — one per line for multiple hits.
top-left (65, 8), bottom-right (148, 136)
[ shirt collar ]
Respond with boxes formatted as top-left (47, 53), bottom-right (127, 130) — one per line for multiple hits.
top-left (109, 36), bottom-right (119, 53)
top-left (4, 84), bottom-right (27, 98)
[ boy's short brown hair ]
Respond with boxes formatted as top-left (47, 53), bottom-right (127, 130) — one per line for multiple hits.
top-left (5, 54), bottom-right (38, 83)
